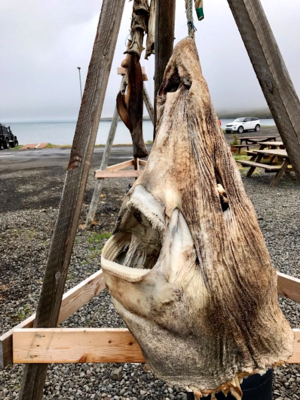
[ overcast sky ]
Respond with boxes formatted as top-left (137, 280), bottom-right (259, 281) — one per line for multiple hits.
top-left (0, 0), bottom-right (300, 122)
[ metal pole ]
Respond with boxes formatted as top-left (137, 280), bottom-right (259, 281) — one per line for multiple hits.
top-left (77, 66), bottom-right (83, 99)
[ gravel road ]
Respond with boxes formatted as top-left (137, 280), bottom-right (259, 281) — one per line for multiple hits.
top-left (0, 136), bottom-right (299, 399)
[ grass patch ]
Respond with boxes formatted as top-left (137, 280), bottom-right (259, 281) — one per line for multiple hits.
top-left (234, 154), bottom-right (249, 161)
top-left (10, 145), bottom-right (23, 150)
top-left (17, 304), bottom-right (34, 321)
top-left (85, 232), bottom-right (112, 261)
top-left (87, 232), bottom-right (112, 245)
top-left (67, 273), bottom-right (76, 281)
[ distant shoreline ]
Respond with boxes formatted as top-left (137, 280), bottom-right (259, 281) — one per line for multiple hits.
top-left (3, 112), bottom-right (274, 125)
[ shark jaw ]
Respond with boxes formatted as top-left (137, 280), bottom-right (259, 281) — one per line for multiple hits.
top-left (101, 183), bottom-right (199, 286)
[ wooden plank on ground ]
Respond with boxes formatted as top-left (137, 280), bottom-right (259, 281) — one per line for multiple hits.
top-left (277, 272), bottom-right (300, 304)
top-left (13, 328), bottom-right (299, 364)
top-left (0, 270), bottom-right (105, 369)
top-left (95, 170), bottom-right (141, 178)
top-left (13, 328), bottom-right (146, 364)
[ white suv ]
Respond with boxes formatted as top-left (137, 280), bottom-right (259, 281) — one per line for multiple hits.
top-left (225, 117), bottom-right (261, 134)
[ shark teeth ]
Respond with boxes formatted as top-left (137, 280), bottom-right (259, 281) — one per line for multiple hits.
top-left (101, 234), bottom-right (150, 282)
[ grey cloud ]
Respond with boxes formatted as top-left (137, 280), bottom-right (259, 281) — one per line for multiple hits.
top-left (0, 0), bottom-right (299, 122)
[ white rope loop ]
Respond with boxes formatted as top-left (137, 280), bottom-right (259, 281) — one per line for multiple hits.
top-left (186, 0), bottom-right (197, 38)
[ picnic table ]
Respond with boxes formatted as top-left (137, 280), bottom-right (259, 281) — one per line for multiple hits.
top-left (239, 135), bottom-right (277, 145)
top-left (247, 141), bottom-right (284, 158)
top-left (233, 135), bottom-right (277, 153)
top-left (238, 148), bottom-right (293, 187)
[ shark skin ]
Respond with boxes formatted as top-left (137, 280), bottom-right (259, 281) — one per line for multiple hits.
top-left (102, 37), bottom-right (294, 399)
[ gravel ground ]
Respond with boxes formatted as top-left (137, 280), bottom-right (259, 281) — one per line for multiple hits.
top-left (0, 158), bottom-right (300, 399)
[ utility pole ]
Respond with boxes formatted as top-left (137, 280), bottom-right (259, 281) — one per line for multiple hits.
top-left (77, 66), bottom-right (83, 99)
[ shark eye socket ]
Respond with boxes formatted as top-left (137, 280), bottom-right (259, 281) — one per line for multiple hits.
top-left (160, 68), bottom-right (191, 95)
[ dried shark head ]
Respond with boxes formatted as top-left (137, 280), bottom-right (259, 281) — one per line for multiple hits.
top-left (101, 37), bottom-right (294, 398)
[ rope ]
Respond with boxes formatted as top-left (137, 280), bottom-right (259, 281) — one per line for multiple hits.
top-left (186, 0), bottom-right (197, 38)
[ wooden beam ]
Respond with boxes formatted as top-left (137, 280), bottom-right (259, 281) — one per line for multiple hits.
top-left (154, 0), bottom-right (176, 131)
top-left (85, 104), bottom-right (120, 227)
top-left (2, 270), bottom-right (298, 369)
top-left (106, 159), bottom-right (135, 171)
top-left (277, 272), bottom-right (300, 304)
top-left (289, 329), bottom-right (300, 364)
top-left (95, 170), bottom-right (141, 178)
top-left (143, 84), bottom-right (155, 124)
top-left (18, 1), bottom-right (126, 398)
top-left (13, 328), bottom-right (299, 364)
top-left (13, 328), bottom-right (145, 364)
top-left (227, 0), bottom-right (300, 182)
top-left (0, 270), bottom-right (105, 369)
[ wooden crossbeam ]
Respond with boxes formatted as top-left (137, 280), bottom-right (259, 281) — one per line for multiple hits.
top-left (106, 159), bottom-right (135, 171)
top-left (95, 170), bottom-right (141, 178)
top-left (0, 270), bottom-right (105, 368)
top-left (13, 328), bottom-right (300, 364)
top-left (290, 329), bottom-right (300, 363)
top-left (2, 270), bottom-right (299, 369)
top-left (13, 328), bottom-right (145, 364)
top-left (277, 272), bottom-right (300, 303)
top-left (95, 158), bottom-right (146, 178)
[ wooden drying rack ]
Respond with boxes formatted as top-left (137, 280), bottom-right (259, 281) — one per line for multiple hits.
top-left (0, 271), bottom-right (299, 367)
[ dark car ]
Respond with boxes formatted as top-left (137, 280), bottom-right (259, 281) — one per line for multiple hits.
top-left (0, 124), bottom-right (18, 149)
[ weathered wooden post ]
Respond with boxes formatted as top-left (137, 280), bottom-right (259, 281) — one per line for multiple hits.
top-left (227, 0), bottom-right (300, 182)
top-left (85, 106), bottom-right (119, 227)
top-left (154, 0), bottom-right (176, 132)
top-left (18, 1), bottom-right (126, 399)
top-left (143, 83), bottom-right (155, 124)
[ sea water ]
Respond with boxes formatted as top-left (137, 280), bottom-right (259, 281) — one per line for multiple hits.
top-left (7, 119), bottom-right (275, 146)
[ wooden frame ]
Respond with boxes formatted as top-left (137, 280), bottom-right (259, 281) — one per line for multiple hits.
top-left (1, 270), bottom-right (299, 368)
top-left (13, 328), bottom-right (145, 364)
top-left (94, 158), bottom-right (145, 178)
top-left (277, 272), bottom-right (300, 303)
top-left (95, 170), bottom-right (141, 178)
top-left (0, 270), bottom-right (105, 368)
top-left (13, 328), bottom-right (299, 364)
